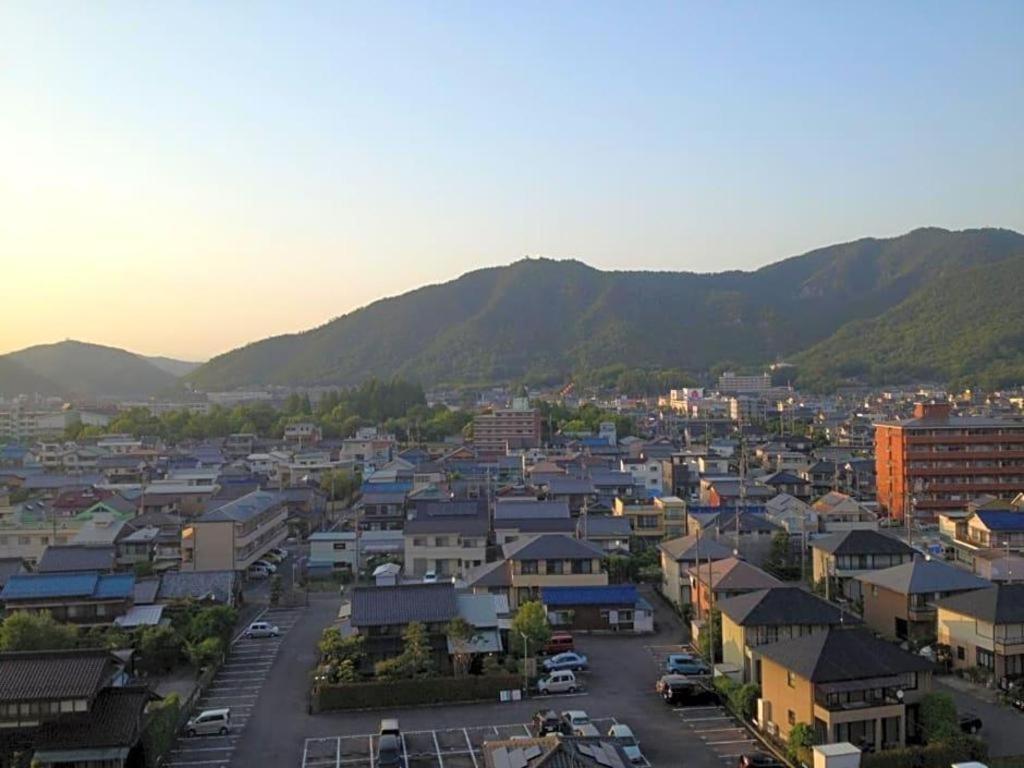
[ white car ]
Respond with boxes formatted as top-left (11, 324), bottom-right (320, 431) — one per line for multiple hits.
top-left (186, 708), bottom-right (230, 737)
top-left (243, 621), bottom-right (280, 639)
top-left (254, 559), bottom-right (277, 573)
top-left (608, 724), bottom-right (644, 763)
top-left (422, 571), bottom-right (438, 583)
top-left (561, 710), bottom-right (597, 737)
top-left (271, 547), bottom-right (289, 560)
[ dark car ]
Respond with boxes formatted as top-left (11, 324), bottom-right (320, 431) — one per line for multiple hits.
top-left (377, 734), bottom-right (403, 767)
top-left (959, 711), bottom-right (982, 734)
top-left (736, 754), bottom-right (786, 768)
top-left (659, 674), bottom-right (716, 706)
top-left (533, 709), bottom-right (564, 736)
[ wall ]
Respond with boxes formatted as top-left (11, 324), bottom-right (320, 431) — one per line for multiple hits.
top-left (938, 607), bottom-right (988, 672)
top-left (721, 615), bottom-right (747, 675)
top-left (182, 520), bottom-right (234, 572)
top-left (861, 584), bottom-right (909, 639)
top-left (660, 552), bottom-right (686, 609)
top-left (759, 656), bottom-right (813, 743)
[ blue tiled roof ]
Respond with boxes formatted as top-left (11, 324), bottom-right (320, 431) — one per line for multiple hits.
top-left (975, 511), bottom-right (1024, 532)
top-left (1, 572), bottom-right (135, 601)
top-left (541, 585), bottom-right (638, 607)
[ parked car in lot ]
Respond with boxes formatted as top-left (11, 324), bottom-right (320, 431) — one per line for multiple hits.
top-left (380, 718), bottom-right (401, 738)
top-left (608, 724), bottom-right (644, 764)
top-left (561, 710), bottom-right (598, 737)
top-left (243, 621), bottom-right (280, 638)
top-left (422, 571), bottom-right (438, 583)
top-left (543, 652), bottom-right (588, 672)
top-left (270, 546), bottom-right (288, 560)
top-left (736, 754), bottom-right (785, 768)
top-left (543, 632), bottom-right (575, 656)
top-left (665, 654), bottom-right (710, 675)
top-left (377, 734), bottom-right (402, 767)
top-left (537, 670), bottom-right (578, 695)
top-left (253, 559), bottom-right (277, 573)
top-left (959, 711), bottom-right (983, 734)
top-left (247, 563), bottom-right (270, 578)
top-left (658, 674), bottom-right (716, 705)
top-left (186, 708), bottom-right (230, 736)
top-left (533, 709), bottom-right (564, 735)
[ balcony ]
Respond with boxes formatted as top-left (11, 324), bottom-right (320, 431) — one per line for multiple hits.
top-left (814, 677), bottom-right (905, 712)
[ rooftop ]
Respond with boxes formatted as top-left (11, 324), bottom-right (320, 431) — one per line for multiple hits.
top-left (936, 583), bottom-right (1024, 624)
top-left (37, 545), bottom-right (116, 574)
top-left (658, 535), bottom-right (735, 563)
top-left (717, 586), bottom-right (855, 627)
top-left (197, 490), bottom-right (283, 523)
top-left (0, 649), bottom-right (119, 701)
top-left (812, 529), bottom-right (915, 556)
top-left (494, 499), bottom-right (570, 521)
top-left (503, 534), bottom-right (605, 562)
top-left (351, 582), bottom-right (458, 626)
top-left (541, 585), bottom-right (638, 607)
top-left (856, 558), bottom-right (991, 595)
top-left (1, 571), bottom-right (134, 601)
top-left (687, 557), bottom-right (781, 591)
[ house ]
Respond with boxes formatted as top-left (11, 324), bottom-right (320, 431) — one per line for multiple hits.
top-left (36, 545), bottom-right (116, 574)
top-left (480, 735), bottom-right (634, 768)
top-left (812, 492), bottom-right (879, 532)
top-left (699, 478), bottom-right (776, 508)
top-left (118, 510), bottom-right (182, 570)
top-left (283, 422), bottom-right (322, 446)
top-left (0, 572), bottom-right (135, 625)
top-left (502, 535), bottom-right (607, 609)
top-left (577, 514), bottom-right (632, 555)
top-left (493, 499), bottom-right (574, 545)
top-left (356, 483), bottom-right (410, 531)
top-left (349, 582), bottom-right (458, 668)
top-left (953, 510), bottom-right (1024, 575)
top-left (685, 508), bottom-right (780, 566)
top-left (763, 493), bottom-right (819, 536)
top-left (403, 502), bottom-right (488, 578)
top-left (451, 593), bottom-right (503, 655)
top-left (857, 557), bottom-right (991, 642)
top-left (718, 587), bottom-right (855, 684)
top-left (0, 648), bottom-right (153, 768)
top-left (687, 557), bottom-right (781, 618)
top-left (755, 627), bottom-right (934, 750)
top-left (156, 570), bottom-right (239, 605)
top-left (180, 490), bottom-right (288, 572)
top-left (761, 472), bottom-right (812, 501)
top-left (541, 584), bottom-right (653, 633)
top-left (620, 457), bottom-right (664, 494)
top-left (657, 535), bottom-right (734, 611)
top-left (308, 531), bottom-right (358, 577)
top-left (811, 530), bottom-right (915, 601)
top-left (937, 583), bottom-right (1024, 680)
top-left (612, 495), bottom-right (686, 544)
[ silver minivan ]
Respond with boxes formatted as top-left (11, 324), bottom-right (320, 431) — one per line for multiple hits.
top-left (186, 708), bottom-right (231, 736)
top-left (537, 669), bottom-right (578, 695)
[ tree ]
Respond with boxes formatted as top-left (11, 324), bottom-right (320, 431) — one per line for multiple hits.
top-left (509, 601), bottom-right (551, 657)
top-left (0, 612), bottom-right (77, 651)
top-left (269, 574), bottom-right (283, 607)
top-left (920, 692), bottom-right (960, 744)
top-left (318, 629), bottom-right (364, 683)
top-left (698, 608), bottom-right (722, 663)
top-left (787, 722), bottom-right (816, 763)
top-left (373, 621), bottom-right (436, 680)
top-left (188, 606), bottom-right (237, 645)
top-left (445, 617), bottom-right (480, 677)
top-left (138, 626), bottom-right (183, 673)
top-left (187, 637), bottom-right (224, 670)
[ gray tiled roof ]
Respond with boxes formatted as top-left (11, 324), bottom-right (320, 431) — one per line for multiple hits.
top-left (0, 649), bottom-right (117, 701)
top-left (578, 516), bottom-right (632, 538)
top-left (494, 500), bottom-right (570, 520)
top-left (495, 518), bottom-right (577, 534)
top-left (157, 571), bottom-right (237, 604)
top-left (856, 558), bottom-right (991, 595)
top-left (658, 535), bottom-right (734, 563)
top-left (812, 529), bottom-right (915, 556)
top-left (351, 582), bottom-right (458, 626)
top-left (937, 583), bottom-right (1024, 624)
top-left (198, 490), bottom-right (283, 523)
top-left (503, 534), bottom-right (605, 561)
top-left (37, 545), bottom-right (116, 574)
top-left (463, 560), bottom-right (512, 589)
top-left (717, 587), bottom-right (856, 627)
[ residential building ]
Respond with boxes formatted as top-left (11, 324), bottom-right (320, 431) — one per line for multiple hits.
top-left (308, 531), bottom-right (358, 577)
top-left (937, 582), bottom-right (1024, 680)
top-left (685, 508), bottom-right (780, 567)
top-left (156, 570), bottom-right (239, 606)
top-left (283, 422), bottom-right (322, 446)
top-left (541, 585), bottom-right (654, 633)
top-left (0, 572), bottom-right (135, 625)
top-left (577, 514), bottom-right (632, 555)
top-left (36, 545), bottom-right (116, 574)
top-left (657, 535), bottom-right (734, 610)
top-left (756, 628), bottom-right (934, 750)
top-left (403, 502), bottom-right (488, 578)
top-left (687, 557), bottom-right (781, 618)
top-left (349, 582), bottom-right (458, 668)
top-left (620, 457), bottom-right (664, 494)
top-left (812, 492), bottom-right (879, 532)
top-left (472, 401), bottom-right (542, 456)
top-left (875, 402), bottom-right (1024, 522)
top-left (612, 495), bottom-right (685, 543)
top-left (718, 587), bottom-right (855, 684)
top-left (857, 557), bottom-right (990, 641)
top-left (357, 482), bottom-right (409, 531)
top-left (811, 530), bottom-right (915, 601)
top-left (493, 499), bottom-right (573, 545)
top-left (180, 490), bottom-right (288, 572)
top-left (763, 494), bottom-right (819, 536)
top-left (718, 372), bottom-right (772, 395)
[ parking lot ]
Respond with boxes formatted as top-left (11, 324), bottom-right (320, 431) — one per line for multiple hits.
top-left (163, 606), bottom-right (306, 768)
top-left (301, 716), bottom-right (650, 768)
top-left (673, 705), bottom-right (759, 763)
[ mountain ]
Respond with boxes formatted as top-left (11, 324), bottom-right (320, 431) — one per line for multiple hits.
top-left (145, 356), bottom-right (203, 378)
top-left (187, 227), bottom-right (1024, 390)
top-left (793, 256), bottom-right (1024, 390)
top-left (0, 358), bottom-right (65, 399)
top-left (0, 341), bottom-right (181, 399)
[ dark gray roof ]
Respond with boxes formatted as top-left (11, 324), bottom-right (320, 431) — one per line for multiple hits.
top-left (704, 511), bottom-right (781, 534)
top-left (717, 587), bottom-right (856, 627)
top-left (198, 490), bottom-right (283, 523)
top-left (37, 545), bottom-right (116, 574)
top-left (812, 529), bottom-right (915, 556)
top-left (578, 516), bottom-right (632, 538)
top-left (35, 686), bottom-right (153, 751)
top-left (0, 649), bottom-right (117, 701)
top-left (463, 560), bottom-right (512, 589)
top-left (757, 628), bottom-right (933, 683)
top-left (658, 535), bottom-right (734, 563)
top-left (351, 582), bottom-right (458, 626)
top-left (133, 577), bottom-right (161, 605)
top-left (494, 499), bottom-right (570, 520)
top-left (0, 558), bottom-right (25, 588)
top-left (504, 535), bottom-right (605, 561)
top-left (496, 517), bottom-right (577, 534)
top-left (936, 583), bottom-right (1024, 624)
top-left (157, 571), bottom-right (237, 603)
top-left (857, 558), bottom-right (991, 595)
top-left (404, 513), bottom-right (489, 536)
top-left (544, 478), bottom-right (596, 495)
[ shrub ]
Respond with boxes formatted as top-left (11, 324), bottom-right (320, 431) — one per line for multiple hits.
top-left (861, 737), bottom-right (987, 768)
top-left (314, 675), bottom-right (521, 711)
top-left (787, 722), bottom-right (816, 764)
top-left (730, 683), bottom-right (760, 722)
top-left (187, 606), bottom-right (237, 646)
top-left (138, 626), bottom-right (184, 674)
top-left (141, 692), bottom-right (182, 768)
top-left (0, 612), bottom-right (77, 651)
top-left (187, 637), bottom-right (224, 670)
top-left (919, 691), bottom-right (959, 744)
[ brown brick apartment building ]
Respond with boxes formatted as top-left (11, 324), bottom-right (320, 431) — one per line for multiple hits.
top-left (472, 404), bottom-right (542, 456)
top-left (875, 402), bottom-right (1024, 522)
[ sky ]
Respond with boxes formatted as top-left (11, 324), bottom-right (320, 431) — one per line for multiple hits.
top-left (1, 2), bottom-right (1022, 361)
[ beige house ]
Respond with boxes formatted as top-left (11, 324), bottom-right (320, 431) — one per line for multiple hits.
top-left (937, 583), bottom-right (1024, 679)
top-left (612, 495), bottom-right (686, 543)
top-left (812, 491), bottom-right (879, 532)
top-left (181, 490), bottom-right (287, 572)
top-left (688, 557), bottom-right (780, 619)
top-left (403, 504), bottom-right (488, 578)
top-left (756, 628), bottom-right (933, 750)
top-left (657, 534), bottom-right (733, 610)
top-left (811, 529), bottom-right (915, 600)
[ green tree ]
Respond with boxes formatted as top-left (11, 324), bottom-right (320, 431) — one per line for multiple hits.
top-left (138, 626), bottom-right (183, 673)
top-left (698, 608), bottom-right (722, 663)
top-left (0, 612), bottom-right (78, 651)
top-left (373, 621), bottom-right (436, 679)
top-left (188, 606), bottom-right (237, 645)
top-left (445, 617), bottom-right (480, 677)
top-left (509, 601), bottom-right (551, 657)
top-left (920, 692), bottom-right (960, 744)
top-left (787, 722), bottom-right (817, 763)
top-left (186, 637), bottom-right (224, 670)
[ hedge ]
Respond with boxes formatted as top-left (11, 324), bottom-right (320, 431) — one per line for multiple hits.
top-left (141, 693), bottom-right (182, 768)
top-left (314, 674), bottom-right (522, 712)
top-left (861, 737), bottom-right (987, 768)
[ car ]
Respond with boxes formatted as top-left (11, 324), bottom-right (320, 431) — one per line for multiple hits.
top-left (271, 546), bottom-right (289, 560)
top-left (379, 718), bottom-right (401, 738)
top-left (243, 621), bottom-right (280, 638)
top-left (543, 632), bottom-right (575, 656)
top-left (377, 734), bottom-right (402, 767)
top-left (185, 708), bottom-right (230, 737)
top-left (561, 710), bottom-right (597, 736)
top-left (608, 724), bottom-right (644, 764)
top-left (422, 571), bottom-right (438, 583)
top-left (537, 670), bottom-right (578, 695)
top-left (247, 563), bottom-right (270, 579)
top-left (253, 559), bottom-right (277, 573)
top-left (533, 709), bottom-right (565, 735)
top-left (736, 754), bottom-right (786, 768)
top-left (959, 711), bottom-right (982, 734)
top-left (658, 674), bottom-right (716, 706)
top-left (543, 652), bottom-right (588, 672)
top-left (1012, 695), bottom-right (1024, 713)
top-left (665, 655), bottom-right (711, 676)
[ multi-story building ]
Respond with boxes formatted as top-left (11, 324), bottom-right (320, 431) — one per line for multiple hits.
top-left (937, 583), bottom-right (1024, 680)
top-left (718, 372), bottom-right (772, 395)
top-left (472, 400), bottom-right (542, 456)
top-left (875, 402), bottom-right (1024, 522)
top-left (180, 490), bottom-right (288, 572)
top-left (403, 502), bottom-right (488, 578)
top-left (612, 495), bottom-right (686, 543)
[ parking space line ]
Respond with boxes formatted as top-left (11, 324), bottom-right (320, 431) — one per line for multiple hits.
top-left (432, 731), bottom-right (445, 768)
top-left (706, 738), bottom-right (755, 745)
top-left (462, 728), bottom-right (479, 768)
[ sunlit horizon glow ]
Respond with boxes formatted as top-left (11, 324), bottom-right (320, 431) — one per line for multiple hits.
top-left (1, 2), bottom-right (1021, 360)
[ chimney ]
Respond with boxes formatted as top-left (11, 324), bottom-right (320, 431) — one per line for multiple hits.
top-left (913, 402), bottom-right (951, 421)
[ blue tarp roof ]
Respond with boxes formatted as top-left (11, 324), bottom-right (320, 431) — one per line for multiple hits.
top-left (1, 571), bottom-right (135, 600)
top-left (541, 585), bottom-right (638, 606)
top-left (975, 511), bottom-right (1024, 532)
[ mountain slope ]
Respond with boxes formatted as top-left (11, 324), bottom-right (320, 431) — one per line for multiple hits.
top-left (794, 257), bottom-right (1024, 390)
top-left (187, 227), bottom-right (1024, 389)
top-left (0, 358), bottom-right (65, 398)
top-left (2, 341), bottom-right (181, 398)
top-left (145, 356), bottom-right (202, 377)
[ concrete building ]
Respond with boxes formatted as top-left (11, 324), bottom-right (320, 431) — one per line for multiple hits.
top-left (180, 490), bottom-right (287, 572)
top-left (717, 372), bottom-right (771, 395)
top-left (472, 400), bottom-right (542, 456)
top-left (403, 502), bottom-right (488, 578)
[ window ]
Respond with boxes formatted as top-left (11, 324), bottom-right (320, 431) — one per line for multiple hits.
top-left (957, 646), bottom-right (965, 661)
top-left (520, 560), bottom-right (539, 575)
top-left (871, 585), bottom-right (878, 597)
top-left (18, 537), bottom-right (29, 546)
top-left (548, 560), bottom-right (565, 575)
top-left (332, 542), bottom-right (347, 550)
top-left (787, 671), bottom-right (797, 688)
top-left (788, 710), bottom-right (796, 726)
top-left (412, 537), bottom-right (427, 547)
top-left (977, 648), bottom-right (995, 670)
top-left (572, 560), bottom-right (593, 574)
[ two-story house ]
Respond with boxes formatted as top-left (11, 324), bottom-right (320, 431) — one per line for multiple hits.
top-left (403, 502), bottom-right (488, 578)
top-left (493, 499), bottom-right (574, 546)
top-left (756, 628), bottom-right (934, 751)
top-left (687, 557), bottom-right (781, 619)
top-left (937, 582), bottom-right (1024, 680)
top-left (657, 534), bottom-right (735, 611)
top-left (180, 490), bottom-right (288, 572)
top-left (349, 582), bottom-right (458, 669)
top-left (812, 492), bottom-right (879, 533)
top-left (612, 495), bottom-right (686, 544)
top-left (811, 530), bottom-right (915, 601)
top-left (577, 514), bottom-right (632, 555)
top-left (0, 571), bottom-right (135, 625)
top-left (857, 557), bottom-right (990, 641)
top-left (718, 586), bottom-right (855, 684)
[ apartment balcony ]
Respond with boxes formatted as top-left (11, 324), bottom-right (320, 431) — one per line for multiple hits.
top-left (814, 678), bottom-right (905, 712)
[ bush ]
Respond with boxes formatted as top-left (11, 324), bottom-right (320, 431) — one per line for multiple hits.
top-left (188, 606), bottom-right (237, 646)
top-left (187, 637), bottom-right (224, 670)
top-left (314, 674), bottom-right (521, 711)
top-left (138, 626), bottom-right (184, 674)
top-left (861, 737), bottom-right (987, 768)
top-left (919, 691), bottom-right (959, 744)
top-left (787, 722), bottom-right (816, 764)
top-left (0, 612), bottom-right (78, 651)
top-left (730, 683), bottom-right (760, 722)
top-left (141, 692), bottom-right (182, 768)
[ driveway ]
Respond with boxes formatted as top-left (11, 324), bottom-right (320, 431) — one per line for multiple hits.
top-left (937, 678), bottom-right (1024, 758)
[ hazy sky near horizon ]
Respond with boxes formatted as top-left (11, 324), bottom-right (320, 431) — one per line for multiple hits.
top-left (2, 2), bottom-right (1022, 361)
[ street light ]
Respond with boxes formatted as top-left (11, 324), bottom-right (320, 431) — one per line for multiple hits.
top-left (521, 632), bottom-right (529, 699)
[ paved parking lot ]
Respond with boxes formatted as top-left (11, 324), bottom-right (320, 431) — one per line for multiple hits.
top-left (164, 607), bottom-right (306, 768)
top-left (301, 717), bottom-right (647, 768)
top-left (673, 705), bottom-right (759, 763)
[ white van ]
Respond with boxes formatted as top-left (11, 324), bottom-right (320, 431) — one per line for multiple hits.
top-left (186, 708), bottom-right (230, 736)
top-left (537, 670), bottom-right (578, 695)
top-left (247, 564), bottom-right (270, 578)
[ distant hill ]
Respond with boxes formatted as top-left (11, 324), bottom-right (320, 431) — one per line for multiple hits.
top-left (187, 227), bottom-right (1024, 390)
top-left (145, 355), bottom-right (203, 378)
top-left (0, 357), bottom-right (65, 399)
top-left (0, 341), bottom-right (182, 398)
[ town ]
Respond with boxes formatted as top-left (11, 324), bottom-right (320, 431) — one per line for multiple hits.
top-left (0, 373), bottom-right (1022, 768)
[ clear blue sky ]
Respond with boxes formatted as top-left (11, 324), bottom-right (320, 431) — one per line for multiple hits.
top-left (1, 1), bottom-right (1021, 359)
